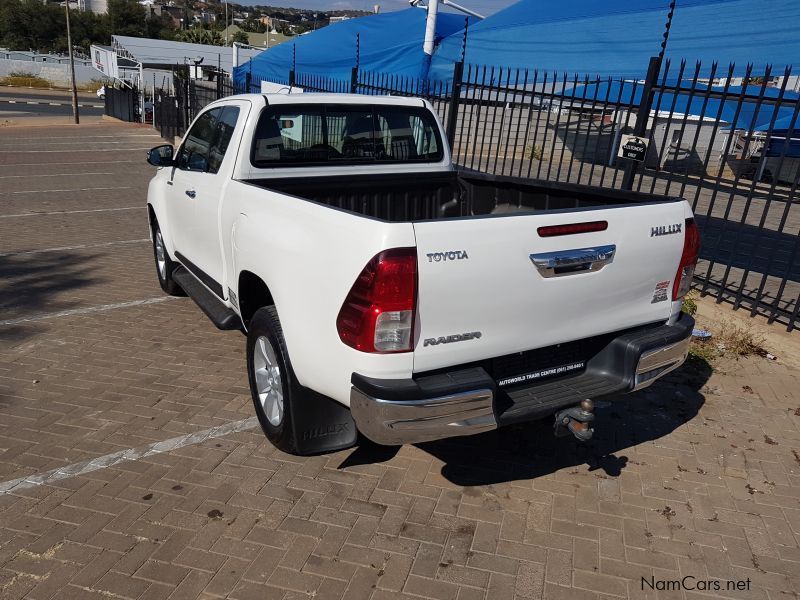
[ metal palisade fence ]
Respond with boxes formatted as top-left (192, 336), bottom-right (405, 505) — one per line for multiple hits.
top-left (104, 86), bottom-right (140, 122)
top-left (151, 57), bottom-right (800, 331)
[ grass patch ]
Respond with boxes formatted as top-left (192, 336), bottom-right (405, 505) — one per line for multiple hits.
top-left (77, 78), bottom-right (105, 93)
top-left (681, 290), bottom-right (698, 316)
top-left (1, 72), bottom-right (53, 89)
top-left (688, 341), bottom-right (717, 365)
top-left (0, 72), bottom-right (104, 92)
top-left (683, 316), bottom-right (768, 379)
top-left (679, 291), bottom-right (769, 375)
top-left (715, 319), bottom-right (768, 357)
top-left (524, 144), bottom-right (546, 161)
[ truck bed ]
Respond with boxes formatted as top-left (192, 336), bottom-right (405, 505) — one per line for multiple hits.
top-left (244, 171), bottom-right (675, 222)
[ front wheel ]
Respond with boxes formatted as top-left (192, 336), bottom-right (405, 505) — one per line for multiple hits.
top-left (247, 306), bottom-right (301, 454)
top-left (151, 221), bottom-right (184, 296)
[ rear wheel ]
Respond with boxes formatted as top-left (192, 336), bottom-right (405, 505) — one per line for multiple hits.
top-left (151, 220), bottom-right (184, 296)
top-left (247, 306), bottom-right (300, 454)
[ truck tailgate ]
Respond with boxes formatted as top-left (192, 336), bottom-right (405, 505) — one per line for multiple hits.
top-left (412, 200), bottom-right (688, 373)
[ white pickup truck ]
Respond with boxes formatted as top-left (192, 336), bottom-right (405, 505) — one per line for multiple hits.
top-left (146, 93), bottom-right (698, 455)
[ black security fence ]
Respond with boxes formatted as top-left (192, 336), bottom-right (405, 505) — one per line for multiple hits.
top-left (152, 72), bottom-right (236, 140)
top-left (153, 91), bottom-right (183, 141)
top-left (149, 58), bottom-right (800, 330)
top-left (104, 86), bottom-right (139, 122)
top-left (240, 60), bottom-right (800, 331)
top-left (626, 61), bottom-right (800, 332)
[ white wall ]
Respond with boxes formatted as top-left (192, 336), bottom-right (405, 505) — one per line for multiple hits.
top-left (0, 58), bottom-right (102, 86)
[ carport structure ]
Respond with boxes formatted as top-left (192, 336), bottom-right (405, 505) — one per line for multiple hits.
top-left (111, 35), bottom-right (263, 84)
top-left (109, 36), bottom-right (261, 100)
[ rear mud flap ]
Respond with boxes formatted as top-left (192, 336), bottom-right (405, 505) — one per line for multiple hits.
top-left (292, 386), bottom-right (358, 455)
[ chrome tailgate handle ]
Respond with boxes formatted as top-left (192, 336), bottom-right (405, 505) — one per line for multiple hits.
top-left (530, 244), bottom-right (616, 278)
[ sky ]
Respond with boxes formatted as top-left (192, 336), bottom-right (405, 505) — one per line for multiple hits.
top-left (236, 0), bottom-right (513, 16)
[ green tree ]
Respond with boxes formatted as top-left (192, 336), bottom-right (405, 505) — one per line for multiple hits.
top-left (71, 9), bottom-right (109, 52)
top-left (107, 0), bottom-right (147, 37)
top-left (145, 13), bottom-right (176, 41)
top-left (231, 30), bottom-right (249, 44)
top-left (240, 18), bottom-right (266, 33)
top-left (176, 28), bottom-right (223, 45)
top-left (0, 0), bottom-right (66, 52)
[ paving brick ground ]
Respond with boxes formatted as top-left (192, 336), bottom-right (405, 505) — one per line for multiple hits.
top-left (1, 122), bottom-right (800, 600)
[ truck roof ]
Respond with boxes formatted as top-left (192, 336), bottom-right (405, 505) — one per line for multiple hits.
top-left (220, 93), bottom-right (428, 108)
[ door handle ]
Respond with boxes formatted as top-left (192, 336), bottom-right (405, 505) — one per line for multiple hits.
top-left (530, 245), bottom-right (616, 278)
top-left (185, 189), bottom-right (196, 198)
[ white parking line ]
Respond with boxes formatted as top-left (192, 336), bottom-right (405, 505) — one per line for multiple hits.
top-left (3, 141), bottom-right (156, 147)
top-left (26, 135), bottom-right (161, 140)
top-left (0, 238), bottom-right (149, 257)
top-left (0, 296), bottom-right (179, 326)
top-left (0, 160), bottom-right (143, 167)
top-left (0, 99), bottom-right (103, 108)
top-left (2, 186), bottom-right (132, 195)
top-left (0, 172), bottom-right (114, 179)
top-left (0, 136), bottom-right (161, 144)
top-left (0, 148), bottom-right (153, 153)
top-left (0, 417), bottom-right (259, 495)
top-left (0, 206), bottom-right (140, 218)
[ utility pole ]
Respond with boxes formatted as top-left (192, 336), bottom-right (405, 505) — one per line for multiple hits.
top-left (422, 0), bottom-right (438, 56)
top-left (64, 0), bottom-right (80, 124)
top-left (224, 0), bottom-right (228, 45)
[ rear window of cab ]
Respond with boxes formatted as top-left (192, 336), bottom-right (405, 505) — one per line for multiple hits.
top-left (251, 104), bottom-right (444, 167)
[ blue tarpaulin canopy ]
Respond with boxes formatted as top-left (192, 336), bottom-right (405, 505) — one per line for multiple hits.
top-left (233, 9), bottom-right (470, 90)
top-left (429, 0), bottom-right (800, 81)
top-left (236, 0), bottom-right (800, 90)
top-left (755, 114), bottom-right (800, 157)
top-left (559, 80), bottom-right (799, 131)
top-left (755, 114), bottom-right (800, 132)
top-left (429, 0), bottom-right (673, 80)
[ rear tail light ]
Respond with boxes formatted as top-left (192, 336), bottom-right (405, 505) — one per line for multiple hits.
top-left (337, 248), bottom-right (417, 353)
top-left (672, 218), bottom-right (700, 301)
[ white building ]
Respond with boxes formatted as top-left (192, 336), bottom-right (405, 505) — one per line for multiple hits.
top-left (77, 0), bottom-right (108, 14)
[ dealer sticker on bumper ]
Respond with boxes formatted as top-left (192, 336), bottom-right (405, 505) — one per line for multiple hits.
top-left (497, 361), bottom-right (586, 388)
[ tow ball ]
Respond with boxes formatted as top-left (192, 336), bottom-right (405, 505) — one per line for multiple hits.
top-left (554, 399), bottom-right (595, 441)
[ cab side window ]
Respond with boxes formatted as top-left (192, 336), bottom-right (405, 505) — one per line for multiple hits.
top-left (176, 108), bottom-right (221, 172)
top-left (207, 106), bottom-right (241, 174)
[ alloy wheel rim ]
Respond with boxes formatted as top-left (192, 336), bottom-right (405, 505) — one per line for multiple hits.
top-left (253, 335), bottom-right (284, 426)
top-left (155, 231), bottom-right (167, 279)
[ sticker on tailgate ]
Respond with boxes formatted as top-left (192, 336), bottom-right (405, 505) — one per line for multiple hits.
top-left (497, 361), bottom-right (586, 387)
top-left (651, 280), bottom-right (670, 303)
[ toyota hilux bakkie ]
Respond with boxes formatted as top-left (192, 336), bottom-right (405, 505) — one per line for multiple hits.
top-left (145, 93), bottom-right (698, 455)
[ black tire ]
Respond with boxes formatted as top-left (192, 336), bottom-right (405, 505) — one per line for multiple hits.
top-left (247, 306), bottom-right (301, 454)
top-left (151, 220), bottom-right (184, 296)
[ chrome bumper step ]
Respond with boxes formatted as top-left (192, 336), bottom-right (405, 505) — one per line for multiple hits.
top-left (350, 314), bottom-right (694, 446)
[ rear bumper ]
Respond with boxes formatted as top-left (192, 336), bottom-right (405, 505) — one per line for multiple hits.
top-left (350, 313), bottom-right (693, 445)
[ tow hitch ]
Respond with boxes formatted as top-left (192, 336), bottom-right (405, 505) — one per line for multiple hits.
top-left (554, 399), bottom-right (595, 441)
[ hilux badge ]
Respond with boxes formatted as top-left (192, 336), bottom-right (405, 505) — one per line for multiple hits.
top-left (650, 223), bottom-right (682, 237)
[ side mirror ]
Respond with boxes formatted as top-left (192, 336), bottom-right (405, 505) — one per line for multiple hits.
top-left (147, 144), bottom-right (174, 167)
